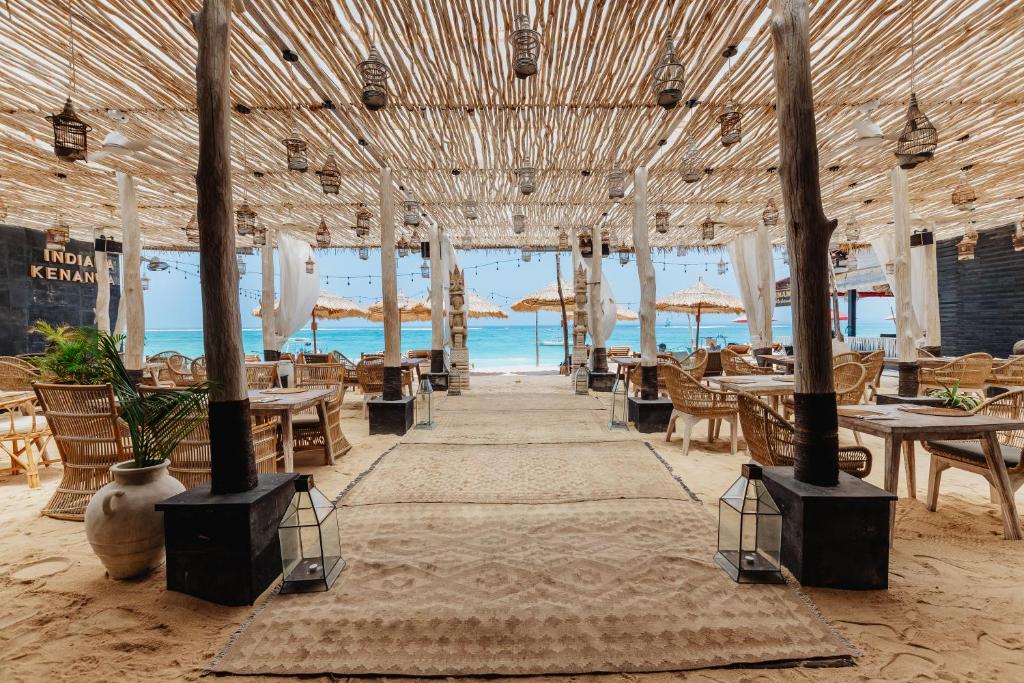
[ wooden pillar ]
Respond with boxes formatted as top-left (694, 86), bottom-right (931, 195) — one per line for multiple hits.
top-left (260, 227), bottom-right (279, 360)
top-left (632, 166), bottom-right (658, 399)
top-left (117, 172), bottom-right (144, 371)
top-left (771, 0), bottom-right (839, 486)
top-left (379, 166), bottom-right (402, 400)
top-left (429, 223), bottom-right (444, 373)
top-left (891, 166), bottom-right (918, 395)
top-left (589, 229), bottom-right (607, 372)
top-left (94, 250), bottom-right (111, 334)
top-left (195, 0), bottom-right (256, 494)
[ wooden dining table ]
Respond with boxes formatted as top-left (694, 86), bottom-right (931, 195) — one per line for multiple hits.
top-left (710, 374), bottom-right (795, 410)
top-left (248, 387), bottom-right (335, 472)
top-left (837, 403), bottom-right (1024, 541)
top-left (756, 353), bottom-right (796, 371)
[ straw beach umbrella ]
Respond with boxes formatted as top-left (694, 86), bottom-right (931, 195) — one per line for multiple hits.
top-left (512, 279), bottom-right (573, 366)
top-left (253, 290), bottom-right (369, 352)
top-left (466, 291), bottom-right (508, 319)
top-left (657, 277), bottom-right (744, 347)
top-left (366, 292), bottom-right (431, 322)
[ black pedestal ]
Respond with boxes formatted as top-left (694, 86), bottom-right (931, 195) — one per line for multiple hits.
top-left (762, 467), bottom-right (896, 590)
top-left (627, 396), bottom-right (673, 433)
top-left (368, 395), bottom-right (415, 435)
top-left (422, 371), bottom-right (448, 392)
top-left (155, 472), bottom-right (297, 606)
top-left (588, 371), bottom-right (616, 392)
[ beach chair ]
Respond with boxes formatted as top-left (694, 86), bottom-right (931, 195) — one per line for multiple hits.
top-left (721, 348), bottom-right (772, 376)
top-left (861, 350), bottom-right (886, 402)
top-left (245, 363), bottom-right (279, 390)
top-left (0, 392), bottom-right (54, 489)
top-left (33, 383), bottom-right (130, 520)
top-left (165, 354), bottom-right (196, 386)
top-left (356, 358), bottom-right (385, 418)
top-left (923, 389), bottom-right (1024, 526)
top-left (725, 343), bottom-right (751, 354)
top-left (664, 364), bottom-right (739, 456)
top-left (292, 363), bottom-right (351, 462)
top-left (918, 353), bottom-right (993, 398)
top-left (986, 356), bottom-right (1024, 392)
top-left (782, 362), bottom-right (867, 442)
top-left (737, 393), bottom-right (871, 478)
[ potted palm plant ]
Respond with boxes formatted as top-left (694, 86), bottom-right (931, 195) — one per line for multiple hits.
top-left (927, 382), bottom-right (980, 411)
top-left (83, 334), bottom-right (209, 579)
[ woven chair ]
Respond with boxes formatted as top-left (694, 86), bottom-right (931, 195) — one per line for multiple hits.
top-left (987, 356), bottom-right (1024, 392)
top-left (663, 364), bottom-right (740, 456)
top-left (919, 353), bottom-right (993, 397)
top-left (245, 363), bottom-right (279, 390)
top-left (628, 354), bottom-right (681, 397)
top-left (0, 358), bottom-right (40, 391)
top-left (737, 393), bottom-right (872, 478)
top-left (917, 347), bottom-right (936, 358)
top-left (146, 350), bottom-right (178, 363)
top-left (923, 389), bottom-right (1024, 523)
top-left (721, 348), bottom-right (772, 376)
top-left (679, 348), bottom-right (709, 381)
top-left (726, 343), bottom-right (751, 354)
top-left (165, 354), bottom-right (196, 386)
top-left (861, 350), bottom-right (886, 401)
top-left (292, 363), bottom-right (351, 461)
top-left (244, 354), bottom-right (262, 362)
top-left (329, 351), bottom-right (361, 391)
top-left (356, 358), bottom-right (385, 418)
top-left (33, 383), bottom-right (130, 521)
top-left (300, 352), bottom-right (330, 364)
top-left (832, 351), bottom-right (862, 366)
top-left (191, 356), bottom-right (208, 383)
top-left (781, 361), bottom-right (867, 420)
top-left (0, 393), bottom-right (54, 488)
top-left (607, 346), bottom-right (632, 358)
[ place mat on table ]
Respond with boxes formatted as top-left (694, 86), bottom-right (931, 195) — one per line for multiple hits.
top-left (837, 408), bottom-right (881, 417)
top-left (260, 387), bottom-right (307, 395)
top-left (898, 406), bottom-right (971, 417)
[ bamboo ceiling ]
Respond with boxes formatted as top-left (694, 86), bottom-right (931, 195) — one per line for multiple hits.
top-left (1, 0), bottom-right (1022, 252)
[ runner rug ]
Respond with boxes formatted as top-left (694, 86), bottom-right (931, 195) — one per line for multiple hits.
top-left (211, 436), bottom-right (854, 676)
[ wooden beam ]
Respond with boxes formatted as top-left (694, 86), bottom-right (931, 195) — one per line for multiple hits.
top-left (632, 166), bottom-right (658, 399)
top-left (379, 165), bottom-right (402, 400)
top-left (260, 227), bottom-right (278, 359)
top-left (771, 0), bottom-right (839, 486)
top-left (196, 0), bottom-right (256, 494)
top-left (117, 172), bottom-right (144, 371)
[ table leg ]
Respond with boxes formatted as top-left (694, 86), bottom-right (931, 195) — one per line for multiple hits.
top-left (902, 440), bottom-right (917, 499)
top-left (281, 412), bottom-right (294, 473)
top-left (884, 435), bottom-right (902, 546)
top-left (979, 431), bottom-right (1023, 541)
top-left (317, 399), bottom-right (335, 466)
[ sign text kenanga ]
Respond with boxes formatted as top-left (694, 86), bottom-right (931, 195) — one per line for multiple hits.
top-left (30, 249), bottom-right (114, 284)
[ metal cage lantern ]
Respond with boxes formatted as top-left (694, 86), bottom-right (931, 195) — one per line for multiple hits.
top-left (513, 212), bottom-right (526, 235)
top-left (415, 378), bottom-right (434, 428)
top-left (252, 224), bottom-right (267, 246)
top-left (574, 365), bottom-right (590, 395)
top-left (358, 245), bottom-right (369, 260)
top-left (600, 228), bottom-right (611, 256)
top-left (355, 204), bottom-right (372, 238)
top-left (607, 163), bottom-right (625, 201)
top-left (397, 237), bottom-right (409, 258)
top-left (762, 198), bottom-right (779, 227)
top-left (236, 202), bottom-right (257, 236)
top-left (509, 14), bottom-right (541, 80)
top-left (408, 229), bottom-right (422, 252)
top-left (403, 199), bottom-right (421, 226)
top-left (278, 474), bottom-right (345, 593)
top-left (46, 215), bottom-right (71, 251)
top-left (558, 228), bottom-right (569, 250)
top-left (316, 217), bottom-right (332, 248)
top-left (618, 247), bottom-right (630, 266)
top-left (895, 93), bottom-right (937, 169)
top-left (46, 98), bottom-right (91, 162)
top-left (237, 255), bottom-right (247, 276)
top-left (358, 45), bottom-right (390, 111)
top-left (463, 199), bottom-right (479, 221)
top-left (141, 274), bottom-right (151, 291)
top-left (681, 138), bottom-right (702, 184)
top-left (282, 131), bottom-right (309, 172)
top-left (714, 463), bottom-right (783, 584)
top-left (579, 229), bottom-right (594, 257)
top-left (420, 260), bottom-right (430, 279)
top-left (609, 377), bottom-right (628, 428)
top-left (951, 169), bottom-right (977, 212)
top-left (655, 209), bottom-right (669, 234)
top-left (652, 33), bottom-right (686, 110)
top-left (717, 257), bottom-right (729, 275)
top-left (957, 226), bottom-right (978, 261)
top-left (319, 154), bottom-right (340, 194)
top-left (521, 248), bottom-right (532, 262)
top-left (719, 100), bottom-right (742, 146)
top-left (701, 216), bottom-right (716, 242)
top-left (146, 257), bottom-right (169, 272)
top-left (305, 255), bottom-right (315, 274)
top-left (517, 156), bottom-right (537, 195)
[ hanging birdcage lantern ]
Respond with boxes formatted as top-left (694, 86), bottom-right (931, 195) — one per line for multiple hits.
top-left (420, 260), bottom-right (430, 279)
top-left (282, 130), bottom-right (309, 172)
top-left (509, 14), bottom-right (541, 80)
top-left (403, 198), bottom-right (421, 226)
top-left (512, 212), bottom-right (526, 235)
top-left (408, 229), bottom-right (422, 252)
top-left (397, 237), bottom-right (409, 258)
top-left (681, 138), bottom-right (702, 183)
top-left (701, 215), bottom-right (716, 242)
top-left (46, 214), bottom-right (71, 251)
top-left (845, 213), bottom-right (861, 243)
top-left (651, 33), bottom-right (685, 110)
top-left (305, 255), bottom-right (316, 274)
top-left (147, 257), bottom-right (169, 272)
top-left (558, 227), bottom-right (569, 250)
top-left (951, 168), bottom-right (977, 211)
top-left (46, 98), bottom-right (91, 162)
top-left (236, 255), bottom-right (247, 276)
top-left (358, 245), bottom-right (369, 260)
top-left (182, 213), bottom-right (200, 244)
top-left (895, 93), bottom-right (937, 170)
top-left (579, 228), bottom-right (593, 257)
top-left (618, 247), bottom-right (630, 266)
top-left (608, 163), bottom-right (625, 201)
top-left (252, 224), bottom-right (267, 246)
top-left (600, 227), bottom-right (611, 256)
top-left (762, 198), bottom-right (779, 227)
top-left (358, 45), bottom-right (390, 111)
top-left (719, 100), bottom-right (742, 147)
top-left (516, 156), bottom-right (537, 195)
top-left (316, 217), bottom-right (332, 248)
top-left (521, 248), bottom-right (532, 262)
top-left (463, 199), bottom-right (479, 221)
top-left (319, 154), bottom-right (340, 194)
top-left (355, 204), bottom-right (372, 238)
top-left (957, 225), bottom-right (978, 261)
top-left (655, 209), bottom-right (670, 234)
top-left (236, 202), bottom-right (257, 236)
top-left (717, 256), bottom-right (728, 275)
top-left (140, 274), bottom-right (151, 291)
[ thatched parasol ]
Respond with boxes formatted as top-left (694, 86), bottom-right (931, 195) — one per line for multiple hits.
top-left (510, 279), bottom-right (573, 313)
top-left (466, 291), bottom-right (508, 319)
top-left (657, 277), bottom-right (744, 346)
top-left (366, 292), bottom-right (432, 323)
top-left (253, 290), bottom-right (369, 352)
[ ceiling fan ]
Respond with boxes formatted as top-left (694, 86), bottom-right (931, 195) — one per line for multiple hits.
top-left (86, 110), bottom-right (177, 170)
top-left (849, 100), bottom-right (899, 148)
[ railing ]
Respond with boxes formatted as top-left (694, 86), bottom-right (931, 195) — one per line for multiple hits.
top-left (774, 335), bottom-right (897, 357)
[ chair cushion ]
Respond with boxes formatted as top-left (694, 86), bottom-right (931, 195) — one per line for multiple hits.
top-left (925, 439), bottom-right (1022, 468)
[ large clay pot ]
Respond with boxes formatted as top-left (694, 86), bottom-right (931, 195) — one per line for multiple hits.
top-left (84, 460), bottom-right (185, 579)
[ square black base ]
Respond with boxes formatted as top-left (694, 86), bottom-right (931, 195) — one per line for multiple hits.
top-left (368, 395), bottom-right (415, 435)
top-left (762, 467), bottom-right (897, 590)
top-left (588, 371), bottom-right (616, 392)
top-left (422, 372), bottom-right (448, 392)
top-left (155, 472), bottom-right (298, 606)
top-left (627, 396), bottom-right (674, 433)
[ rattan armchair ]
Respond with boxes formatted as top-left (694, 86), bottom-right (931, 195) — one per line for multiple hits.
top-left (0, 358), bottom-right (39, 391)
top-left (628, 354), bottom-right (681, 397)
top-left (923, 389), bottom-right (1024, 521)
top-left (190, 356), bottom-right (208, 383)
top-left (679, 348), bottom-right (709, 381)
top-left (33, 383), bottom-right (130, 520)
top-left (721, 347), bottom-right (772, 376)
top-left (292, 363), bottom-right (351, 461)
top-left (832, 351), bottom-right (862, 366)
top-left (0, 392), bottom-right (54, 488)
top-left (329, 351), bottom-right (361, 391)
top-left (918, 352), bottom-right (993, 397)
top-left (663, 364), bottom-right (740, 456)
top-left (987, 356), bottom-right (1024, 391)
top-left (245, 363), bottom-right (279, 389)
top-left (300, 352), bottom-right (331, 364)
top-left (356, 358), bottom-right (385, 418)
top-left (725, 343), bottom-right (751, 354)
top-left (737, 393), bottom-right (872, 477)
top-left (607, 346), bottom-right (632, 358)
top-left (165, 353), bottom-right (196, 386)
top-left (861, 350), bottom-right (886, 402)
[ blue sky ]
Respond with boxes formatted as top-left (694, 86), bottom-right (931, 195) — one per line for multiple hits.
top-left (140, 247), bottom-right (897, 332)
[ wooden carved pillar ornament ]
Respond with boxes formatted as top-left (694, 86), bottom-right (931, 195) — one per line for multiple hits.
top-left (572, 264), bottom-right (589, 368)
top-left (449, 266), bottom-right (470, 389)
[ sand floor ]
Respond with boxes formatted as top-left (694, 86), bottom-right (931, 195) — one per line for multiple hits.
top-left (1, 373), bottom-right (1022, 681)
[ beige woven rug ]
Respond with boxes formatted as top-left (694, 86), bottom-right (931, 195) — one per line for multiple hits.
top-left (211, 424), bottom-right (854, 676)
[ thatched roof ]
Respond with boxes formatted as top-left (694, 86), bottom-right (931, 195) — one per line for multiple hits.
top-left (251, 290), bottom-right (368, 319)
top-left (466, 291), bottom-right (508, 319)
top-left (510, 280), bottom-right (573, 313)
top-left (657, 277), bottom-right (744, 315)
top-left (366, 292), bottom-right (430, 322)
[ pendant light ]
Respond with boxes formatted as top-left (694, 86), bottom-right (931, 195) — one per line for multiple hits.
top-left (513, 211), bottom-right (526, 235)
top-left (463, 199), bottom-right (479, 221)
top-left (558, 227), bottom-right (569, 250)
top-left (655, 209), bottom-right (669, 234)
top-left (316, 217), bottom-right (332, 248)
top-left (618, 246), bottom-right (631, 266)
top-left (762, 199), bottom-right (779, 227)
top-left (521, 249), bottom-right (532, 262)
top-left (235, 114), bottom-right (257, 236)
top-left (719, 46), bottom-right (741, 147)
top-left (717, 257), bottom-right (728, 275)
top-left (282, 128), bottom-right (309, 172)
top-left (409, 229), bottom-right (422, 252)
top-left (421, 260), bottom-right (431, 279)
top-left (516, 155), bottom-right (537, 195)
top-left (957, 224), bottom-right (978, 261)
top-left (951, 166), bottom-right (976, 211)
top-left (147, 257), bottom-right (169, 272)
top-left (141, 274), bottom-right (151, 291)
top-left (237, 255), bottom-right (247, 276)
top-left (319, 154), bottom-right (340, 194)
top-left (700, 214), bottom-right (716, 242)
top-left (47, 1), bottom-right (90, 162)
top-left (358, 45), bottom-right (390, 111)
top-left (397, 237), bottom-right (409, 258)
top-left (509, 14), bottom-right (541, 79)
top-left (305, 255), bottom-right (316, 274)
top-left (358, 245), bottom-right (369, 260)
top-left (46, 213), bottom-right (71, 251)
top-left (845, 213), bottom-right (861, 243)
top-left (355, 203), bottom-right (372, 238)
top-left (652, 33), bottom-right (685, 110)
top-left (403, 198), bottom-right (421, 226)
top-left (607, 162), bottom-right (625, 201)
top-left (252, 224), bottom-right (267, 246)
top-left (895, 0), bottom-right (937, 169)
top-left (681, 138), bottom-right (702, 183)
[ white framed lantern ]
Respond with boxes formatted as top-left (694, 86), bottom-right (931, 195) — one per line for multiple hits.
top-left (714, 463), bottom-right (784, 584)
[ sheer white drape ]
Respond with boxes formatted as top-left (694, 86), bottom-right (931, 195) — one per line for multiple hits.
top-left (573, 237), bottom-right (617, 344)
top-left (727, 225), bottom-right (776, 349)
top-left (271, 233), bottom-right (319, 350)
top-left (871, 235), bottom-right (923, 341)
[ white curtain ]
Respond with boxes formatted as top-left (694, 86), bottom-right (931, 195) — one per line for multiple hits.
top-left (727, 225), bottom-right (776, 349)
top-left (271, 232), bottom-right (319, 350)
top-left (598, 271), bottom-right (618, 343)
top-left (871, 236), bottom-right (923, 341)
top-left (910, 228), bottom-right (941, 346)
top-left (442, 231), bottom-right (458, 349)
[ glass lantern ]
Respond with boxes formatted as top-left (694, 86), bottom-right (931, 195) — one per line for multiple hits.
top-left (278, 474), bottom-right (345, 593)
top-left (714, 463), bottom-right (784, 584)
top-left (415, 377), bottom-right (434, 428)
top-left (608, 377), bottom-right (628, 429)
top-left (447, 367), bottom-right (462, 396)
top-left (420, 260), bottom-right (430, 279)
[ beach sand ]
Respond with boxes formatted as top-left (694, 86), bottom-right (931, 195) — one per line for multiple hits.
top-left (1, 373), bottom-right (1022, 681)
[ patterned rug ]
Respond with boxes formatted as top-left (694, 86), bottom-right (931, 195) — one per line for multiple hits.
top-left (211, 423), bottom-right (855, 676)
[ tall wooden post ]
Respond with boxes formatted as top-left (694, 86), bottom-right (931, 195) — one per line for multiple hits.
top-left (891, 167), bottom-right (918, 395)
top-left (771, 0), bottom-right (839, 486)
top-left (260, 227), bottom-right (279, 360)
top-left (196, 0), bottom-right (256, 494)
top-left (429, 223), bottom-right (445, 373)
top-left (94, 250), bottom-right (111, 333)
top-left (379, 166), bottom-right (402, 400)
top-left (632, 166), bottom-right (658, 399)
top-left (555, 252), bottom-right (570, 370)
top-left (117, 172), bottom-right (144, 372)
top-left (589, 230), bottom-right (607, 373)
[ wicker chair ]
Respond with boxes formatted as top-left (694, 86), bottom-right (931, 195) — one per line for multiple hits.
top-left (165, 354), bottom-right (196, 386)
top-left (329, 351), bottom-right (361, 391)
top-left (292, 363), bottom-right (351, 461)
top-left (923, 389), bottom-right (1024, 522)
top-left (918, 353), bottom-right (993, 398)
top-left (721, 347), bottom-right (772, 376)
top-left (33, 383), bottom-right (130, 520)
top-left (832, 351), bottom-right (862, 366)
top-left (356, 358), bottom-right (385, 417)
top-left (917, 347), bottom-right (936, 358)
top-left (861, 350), bottom-right (886, 402)
top-left (146, 350), bottom-right (178, 363)
top-left (737, 392), bottom-right (872, 478)
top-left (0, 392), bottom-right (54, 488)
top-left (628, 354), bottom-right (681, 397)
top-left (608, 346), bottom-right (632, 358)
top-left (679, 348), bottom-right (709, 381)
top-left (0, 358), bottom-right (40, 391)
top-left (987, 356), bottom-right (1024, 392)
top-left (300, 352), bottom-right (330, 364)
top-left (781, 361), bottom-right (867, 426)
top-left (663, 365), bottom-right (740, 456)
top-left (245, 363), bottom-right (279, 390)
top-left (190, 356), bottom-right (208, 383)
top-left (725, 343), bottom-right (751, 354)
